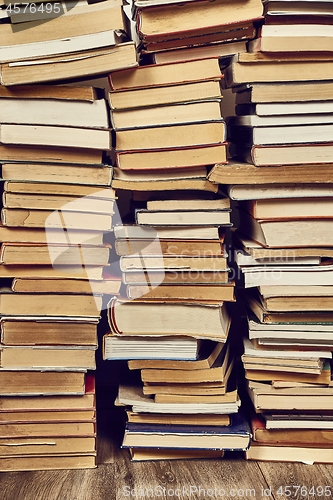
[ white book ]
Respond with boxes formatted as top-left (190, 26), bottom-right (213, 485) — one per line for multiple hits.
top-left (243, 338), bottom-right (331, 360)
top-left (0, 30), bottom-right (117, 63)
top-left (241, 124), bottom-right (333, 146)
top-left (229, 183), bottom-right (333, 200)
top-left (229, 113), bottom-right (333, 127)
top-left (237, 101), bottom-right (333, 116)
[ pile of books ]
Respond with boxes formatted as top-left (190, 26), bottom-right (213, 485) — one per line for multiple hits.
top-left (102, 58), bottom-right (254, 460)
top-left (0, 0), bottom-right (137, 85)
top-left (221, 0), bottom-right (333, 464)
top-left (133, 0), bottom-right (263, 63)
top-left (0, 84), bottom-right (120, 472)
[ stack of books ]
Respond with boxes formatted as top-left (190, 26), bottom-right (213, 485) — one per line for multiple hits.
top-left (0, 84), bottom-right (120, 472)
top-left (0, 0), bottom-right (137, 85)
top-left (133, 0), bottom-right (263, 63)
top-left (229, 172), bottom-right (333, 463)
top-left (101, 58), bottom-right (257, 460)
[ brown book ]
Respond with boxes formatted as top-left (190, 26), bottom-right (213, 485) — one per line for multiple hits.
top-left (0, 85), bottom-right (99, 101)
top-left (0, 373), bottom-right (95, 408)
top-left (123, 270), bottom-right (229, 285)
top-left (129, 448), bottom-right (224, 461)
top-left (126, 411), bottom-right (230, 426)
top-left (12, 277), bottom-right (121, 295)
top-left (0, 371), bottom-right (86, 396)
top-left (0, 147), bottom-right (104, 166)
top-left (0, 346), bottom-right (96, 370)
top-left (136, 0), bottom-right (263, 40)
top-left (246, 442), bottom-right (333, 463)
top-left (234, 82), bottom-right (333, 105)
top-left (0, 436), bottom-right (96, 456)
top-left (142, 384), bottom-right (226, 396)
top-left (109, 58), bottom-right (222, 90)
top-left (0, 318), bottom-right (98, 346)
top-left (115, 238), bottom-right (224, 256)
top-left (120, 254), bottom-right (228, 271)
top-left (0, 293), bottom-right (101, 318)
top-left (245, 362), bottom-right (331, 385)
top-left (0, 454), bottom-right (96, 471)
top-left (2, 163), bottom-right (112, 186)
top-left (115, 121), bottom-right (226, 151)
top-left (0, 243), bottom-right (110, 266)
top-left (1, 43), bottom-right (138, 86)
top-left (3, 182), bottom-right (116, 199)
top-left (109, 80), bottom-right (222, 110)
top-left (2, 208), bottom-right (113, 231)
top-left (126, 283), bottom-right (235, 301)
top-left (112, 166), bottom-right (218, 192)
top-left (0, 224), bottom-right (104, 245)
top-left (154, 389), bottom-right (238, 404)
top-left (0, 421), bottom-right (95, 438)
top-left (0, 264), bottom-right (105, 280)
top-left (116, 144), bottom-right (227, 170)
top-left (208, 161), bottom-right (333, 184)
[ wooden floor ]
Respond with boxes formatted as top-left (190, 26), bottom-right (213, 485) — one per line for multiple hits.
top-left (1, 408), bottom-right (333, 500)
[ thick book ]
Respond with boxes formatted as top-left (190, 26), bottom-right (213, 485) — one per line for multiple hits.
top-left (228, 183), bottom-right (333, 201)
top-left (0, 124), bottom-right (110, 150)
top-left (111, 166), bottom-right (218, 193)
top-left (0, 318), bottom-right (98, 346)
top-left (103, 333), bottom-right (200, 361)
top-left (152, 41), bottom-right (248, 64)
top-left (12, 277), bottom-right (121, 295)
top-left (248, 23), bottom-right (333, 52)
top-left (108, 296), bottom-right (231, 342)
top-left (246, 443), bottom-right (333, 464)
top-left (115, 121), bottom-right (226, 151)
top-left (1, 163), bottom-right (113, 187)
top-left (208, 161), bottom-right (333, 184)
top-left (109, 58), bottom-right (222, 90)
top-left (108, 80), bottom-right (223, 110)
top-left (129, 448), bottom-right (224, 461)
top-left (114, 224), bottom-right (220, 240)
top-left (234, 81), bottom-right (333, 104)
top-left (0, 96), bottom-right (108, 128)
top-left (116, 144), bottom-right (227, 170)
top-left (120, 254), bottom-right (228, 272)
top-left (136, 0), bottom-right (263, 40)
top-left (1, 43), bottom-right (138, 86)
top-left (239, 197), bottom-right (333, 220)
top-left (0, 370), bottom-right (86, 396)
top-left (0, 454), bottom-right (96, 471)
top-left (110, 100), bottom-right (222, 130)
top-left (126, 283), bottom-right (235, 302)
top-left (134, 208), bottom-right (230, 226)
top-left (126, 411), bottom-right (230, 426)
top-left (0, 436), bottom-right (96, 457)
top-left (122, 412), bottom-right (251, 451)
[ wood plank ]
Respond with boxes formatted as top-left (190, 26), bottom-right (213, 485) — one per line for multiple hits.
top-left (258, 462), bottom-right (328, 500)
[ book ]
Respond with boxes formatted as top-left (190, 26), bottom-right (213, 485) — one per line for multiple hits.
top-left (116, 144), bottom-right (227, 170)
top-left (263, 0), bottom-right (333, 16)
top-left (0, 264), bottom-right (105, 280)
top-left (236, 101), bottom-right (333, 115)
top-left (122, 412), bottom-right (251, 450)
top-left (0, 373), bottom-right (95, 409)
top-left (2, 209), bottom-right (113, 231)
top-left (228, 183), bottom-right (333, 200)
top-left (239, 197), bottom-right (333, 219)
top-left (110, 100), bottom-right (222, 130)
top-left (120, 255), bottom-right (228, 271)
top-left (108, 296), bottom-right (231, 341)
top-left (129, 448), bottom-right (224, 461)
top-left (126, 284), bottom-right (235, 301)
top-left (0, 84), bottom-right (100, 101)
top-left (230, 113), bottom-right (333, 126)
top-left (248, 387), bottom-right (333, 412)
top-left (0, 436), bottom-right (96, 456)
top-left (109, 58), bottom-right (222, 90)
top-left (248, 23), bottom-right (333, 52)
top-left (126, 411), bottom-right (230, 426)
top-left (246, 443), bottom-right (333, 464)
top-left (136, 0), bottom-right (263, 39)
top-left (208, 161), bottom-right (333, 184)
top-left (0, 454), bottom-right (96, 471)
top-left (0, 293), bottom-right (101, 318)
top-left (111, 167), bottom-right (218, 193)
top-left (114, 224), bottom-right (221, 240)
top-left (0, 146), bottom-right (104, 165)
top-left (234, 82), bottom-right (333, 104)
top-left (3, 182), bottom-right (116, 199)
top-left (238, 211), bottom-right (333, 248)
top-left (108, 80), bottom-right (223, 110)
top-left (0, 96), bottom-right (108, 128)
top-left (229, 123), bottom-right (333, 146)
top-left (134, 209), bottom-right (230, 226)
top-left (103, 334), bottom-right (200, 361)
top-left (264, 414), bottom-right (333, 430)
top-left (12, 277), bottom-right (121, 295)
top-left (115, 121), bottom-right (226, 151)
top-left (1, 163), bottom-right (112, 186)
top-left (123, 270), bottom-right (230, 285)
top-left (245, 361), bottom-right (332, 385)
top-left (0, 420), bottom-right (95, 438)
top-left (115, 238), bottom-right (225, 256)
top-left (0, 244), bottom-right (109, 266)
top-left (0, 346), bottom-right (96, 370)
top-left (0, 318), bottom-right (98, 346)
top-left (223, 55), bottom-right (333, 87)
top-left (0, 370), bottom-right (86, 396)
top-left (0, 224), bottom-right (104, 245)
top-left (0, 124), bottom-right (110, 150)
top-left (1, 43), bottom-right (138, 86)
top-left (232, 143), bottom-right (333, 166)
